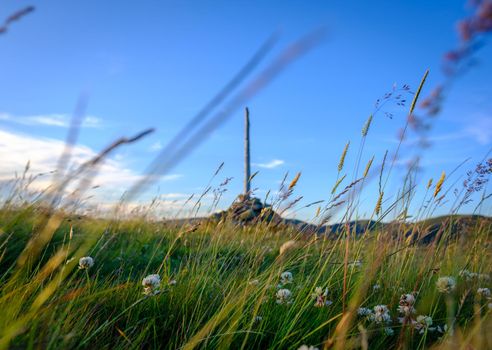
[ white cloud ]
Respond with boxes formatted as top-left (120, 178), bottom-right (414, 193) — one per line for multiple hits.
top-left (464, 116), bottom-right (492, 145)
top-left (0, 129), bottom-right (181, 202)
top-left (0, 112), bottom-right (102, 128)
top-left (253, 159), bottom-right (285, 169)
top-left (159, 193), bottom-right (189, 199)
top-left (150, 141), bottom-right (163, 151)
top-left (380, 116), bottom-right (492, 147)
top-left (161, 174), bottom-right (183, 181)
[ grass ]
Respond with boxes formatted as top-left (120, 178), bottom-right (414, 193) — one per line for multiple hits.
top-left (0, 201), bottom-right (490, 349)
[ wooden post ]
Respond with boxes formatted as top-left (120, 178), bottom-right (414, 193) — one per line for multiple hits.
top-left (244, 107), bottom-right (251, 198)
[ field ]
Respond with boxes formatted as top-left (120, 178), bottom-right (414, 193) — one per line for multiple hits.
top-left (1, 2), bottom-right (492, 349)
top-left (0, 176), bottom-right (491, 350)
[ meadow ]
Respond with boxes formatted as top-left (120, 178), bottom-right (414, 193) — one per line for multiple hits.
top-left (0, 183), bottom-right (491, 349)
top-left (1, 3), bottom-right (492, 349)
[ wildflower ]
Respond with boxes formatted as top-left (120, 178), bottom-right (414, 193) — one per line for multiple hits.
top-left (414, 315), bottom-right (435, 334)
top-left (280, 271), bottom-right (293, 285)
top-left (168, 279), bottom-right (177, 286)
top-left (459, 269), bottom-right (478, 281)
top-left (437, 323), bottom-right (453, 336)
top-left (357, 307), bottom-right (373, 317)
top-left (358, 306), bottom-right (376, 322)
top-left (477, 287), bottom-right (491, 299)
top-left (298, 346), bottom-right (319, 350)
top-left (479, 273), bottom-right (491, 282)
top-left (142, 274), bottom-right (161, 296)
top-left (78, 256), bottom-right (94, 270)
top-left (276, 288), bottom-right (292, 304)
top-left (458, 269), bottom-right (477, 281)
top-left (384, 327), bottom-right (394, 336)
top-left (373, 284), bottom-right (381, 292)
top-left (459, 269), bottom-right (491, 282)
top-left (312, 287), bottom-right (332, 307)
top-left (436, 276), bottom-right (456, 293)
top-left (397, 293), bottom-right (416, 317)
top-left (373, 305), bottom-right (392, 325)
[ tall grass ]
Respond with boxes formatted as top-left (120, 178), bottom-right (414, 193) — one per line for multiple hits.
top-left (0, 203), bottom-right (490, 349)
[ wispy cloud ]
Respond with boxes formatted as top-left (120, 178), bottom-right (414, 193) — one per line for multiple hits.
top-left (161, 174), bottom-right (183, 181)
top-left (159, 193), bottom-right (189, 199)
top-left (380, 116), bottom-right (492, 146)
top-left (149, 141), bottom-right (163, 151)
top-left (253, 159), bottom-right (285, 169)
top-left (464, 116), bottom-right (492, 145)
top-left (0, 129), bottom-right (181, 198)
top-left (0, 112), bottom-right (102, 128)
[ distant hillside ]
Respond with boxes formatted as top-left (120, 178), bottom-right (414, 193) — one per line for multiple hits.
top-left (282, 214), bottom-right (491, 243)
top-left (165, 214), bottom-right (491, 244)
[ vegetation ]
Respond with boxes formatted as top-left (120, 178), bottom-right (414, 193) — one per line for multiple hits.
top-left (0, 199), bottom-right (491, 349)
top-left (1, 2), bottom-right (491, 349)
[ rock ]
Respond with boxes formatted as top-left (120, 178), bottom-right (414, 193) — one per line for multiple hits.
top-left (221, 195), bottom-right (282, 225)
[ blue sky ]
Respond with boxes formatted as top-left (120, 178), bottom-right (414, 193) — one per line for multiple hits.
top-left (0, 0), bottom-right (491, 220)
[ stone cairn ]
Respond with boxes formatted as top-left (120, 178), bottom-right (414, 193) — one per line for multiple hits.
top-left (212, 107), bottom-right (282, 225)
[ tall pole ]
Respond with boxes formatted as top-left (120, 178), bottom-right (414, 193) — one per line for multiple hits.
top-left (244, 107), bottom-right (251, 198)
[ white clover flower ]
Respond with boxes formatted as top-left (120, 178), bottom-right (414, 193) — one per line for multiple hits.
top-left (437, 324), bottom-right (449, 334)
top-left (358, 306), bottom-right (375, 322)
top-left (280, 271), bottom-right (293, 285)
top-left (479, 273), bottom-right (491, 282)
top-left (417, 315), bottom-right (433, 326)
top-left (458, 269), bottom-right (490, 282)
top-left (373, 305), bottom-right (392, 325)
top-left (397, 293), bottom-right (416, 317)
top-left (436, 276), bottom-right (456, 293)
top-left (276, 288), bottom-right (292, 304)
top-left (397, 305), bottom-right (416, 317)
top-left (312, 287), bottom-right (331, 307)
top-left (357, 307), bottom-right (373, 317)
top-left (414, 315), bottom-right (435, 334)
top-left (459, 269), bottom-right (475, 281)
top-left (437, 323), bottom-right (454, 336)
top-left (142, 274), bottom-right (161, 296)
top-left (384, 327), bottom-right (394, 336)
top-left (373, 284), bottom-right (381, 291)
top-left (78, 256), bottom-right (94, 270)
top-left (298, 345), bottom-right (319, 350)
top-left (477, 287), bottom-right (491, 298)
top-left (313, 287), bottom-right (323, 296)
top-left (400, 293), bottom-right (416, 306)
top-left (374, 305), bottom-right (389, 314)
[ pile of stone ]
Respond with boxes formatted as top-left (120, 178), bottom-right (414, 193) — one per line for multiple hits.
top-left (211, 194), bottom-right (282, 225)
